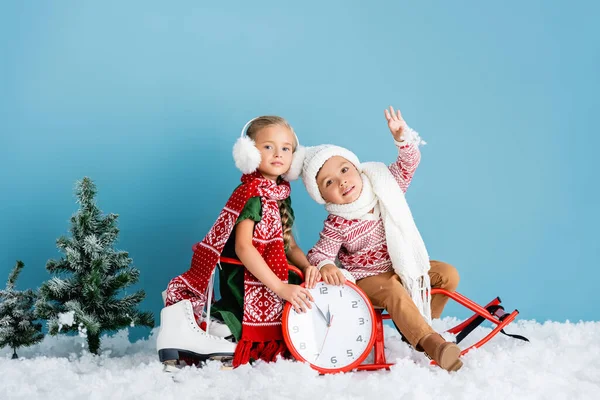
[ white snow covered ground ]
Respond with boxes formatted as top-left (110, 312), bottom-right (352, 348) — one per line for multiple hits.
top-left (1, 318), bottom-right (599, 400)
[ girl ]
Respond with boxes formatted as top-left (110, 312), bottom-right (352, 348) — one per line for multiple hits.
top-left (164, 116), bottom-right (320, 367)
top-left (300, 107), bottom-right (463, 372)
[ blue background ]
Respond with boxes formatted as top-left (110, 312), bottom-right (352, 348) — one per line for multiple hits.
top-left (1, 1), bottom-right (598, 341)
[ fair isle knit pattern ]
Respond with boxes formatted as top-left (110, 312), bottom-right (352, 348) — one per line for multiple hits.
top-left (307, 143), bottom-right (421, 280)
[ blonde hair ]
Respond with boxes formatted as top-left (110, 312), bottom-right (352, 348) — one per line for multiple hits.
top-left (246, 116), bottom-right (296, 252)
top-left (245, 115), bottom-right (296, 146)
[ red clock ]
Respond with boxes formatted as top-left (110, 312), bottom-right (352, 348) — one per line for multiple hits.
top-left (282, 281), bottom-right (377, 374)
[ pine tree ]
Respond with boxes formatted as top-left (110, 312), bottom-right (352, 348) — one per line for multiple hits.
top-left (0, 261), bottom-right (44, 359)
top-left (35, 177), bottom-right (154, 354)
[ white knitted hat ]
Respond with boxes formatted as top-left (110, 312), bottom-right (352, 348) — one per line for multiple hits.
top-left (301, 145), bottom-right (361, 204)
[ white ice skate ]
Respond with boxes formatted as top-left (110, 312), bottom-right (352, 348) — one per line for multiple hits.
top-left (156, 299), bottom-right (236, 370)
top-left (160, 290), bottom-right (234, 339)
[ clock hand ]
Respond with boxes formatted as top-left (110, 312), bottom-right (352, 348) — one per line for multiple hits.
top-left (314, 303), bottom-right (329, 325)
top-left (315, 323), bottom-right (332, 361)
top-left (326, 305), bottom-right (331, 327)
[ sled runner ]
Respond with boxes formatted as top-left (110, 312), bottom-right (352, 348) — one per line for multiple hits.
top-left (362, 290), bottom-right (529, 371)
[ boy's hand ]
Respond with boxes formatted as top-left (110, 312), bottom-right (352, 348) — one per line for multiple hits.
top-left (384, 106), bottom-right (406, 142)
top-left (303, 265), bottom-right (321, 289)
top-left (320, 264), bottom-right (347, 286)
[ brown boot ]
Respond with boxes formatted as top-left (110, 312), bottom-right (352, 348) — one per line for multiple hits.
top-left (418, 333), bottom-right (463, 372)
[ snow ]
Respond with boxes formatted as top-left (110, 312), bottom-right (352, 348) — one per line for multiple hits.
top-left (57, 311), bottom-right (75, 332)
top-left (1, 318), bottom-right (599, 400)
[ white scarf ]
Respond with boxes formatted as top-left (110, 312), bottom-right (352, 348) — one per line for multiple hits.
top-left (325, 162), bottom-right (432, 323)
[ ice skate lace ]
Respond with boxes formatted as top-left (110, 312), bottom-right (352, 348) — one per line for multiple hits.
top-left (182, 298), bottom-right (227, 341)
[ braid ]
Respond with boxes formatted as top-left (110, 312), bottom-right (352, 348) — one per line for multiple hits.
top-left (278, 199), bottom-right (293, 252)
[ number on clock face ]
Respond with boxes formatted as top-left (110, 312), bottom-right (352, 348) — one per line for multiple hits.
top-left (283, 281), bottom-right (375, 373)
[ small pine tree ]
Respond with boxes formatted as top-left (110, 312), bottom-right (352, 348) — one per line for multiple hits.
top-left (0, 261), bottom-right (44, 359)
top-left (35, 177), bottom-right (154, 354)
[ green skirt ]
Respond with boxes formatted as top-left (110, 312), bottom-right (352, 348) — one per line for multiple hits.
top-left (211, 262), bottom-right (303, 341)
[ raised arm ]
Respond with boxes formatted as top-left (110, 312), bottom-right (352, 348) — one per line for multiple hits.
top-left (389, 141), bottom-right (421, 193)
top-left (384, 106), bottom-right (425, 192)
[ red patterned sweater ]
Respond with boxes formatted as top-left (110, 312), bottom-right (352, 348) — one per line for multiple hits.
top-left (307, 142), bottom-right (421, 281)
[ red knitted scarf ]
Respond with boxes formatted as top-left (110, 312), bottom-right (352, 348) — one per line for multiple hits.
top-left (165, 171), bottom-right (291, 366)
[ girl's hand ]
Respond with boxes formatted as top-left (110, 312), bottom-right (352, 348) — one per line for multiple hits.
top-left (277, 283), bottom-right (314, 313)
top-left (320, 264), bottom-right (346, 286)
top-left (384, 106), bottom-right (406, 142)
top-left (303, 265), bottom-right (321, 289)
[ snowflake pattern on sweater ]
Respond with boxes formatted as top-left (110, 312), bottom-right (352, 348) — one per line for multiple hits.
top-left (307, 142), bottom-right (421, 280)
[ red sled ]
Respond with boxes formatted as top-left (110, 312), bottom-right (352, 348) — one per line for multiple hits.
top-left (218, 257), bottom-right (528, 371)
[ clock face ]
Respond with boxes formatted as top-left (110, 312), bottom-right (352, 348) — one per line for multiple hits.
top-left (282, 281), bottom-right (376, 373)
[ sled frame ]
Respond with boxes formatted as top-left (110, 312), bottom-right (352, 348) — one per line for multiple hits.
top-left (217, 257), bottom-right (520, 371)
top-left (358, 290), bottom-right (520, 371)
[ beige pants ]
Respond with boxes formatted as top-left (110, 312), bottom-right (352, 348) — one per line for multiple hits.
top-left (356, 261), bottom-right (459, 348)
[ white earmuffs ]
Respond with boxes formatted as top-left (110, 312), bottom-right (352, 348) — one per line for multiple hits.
top-left (232, 117), bottom-right (306, 181)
